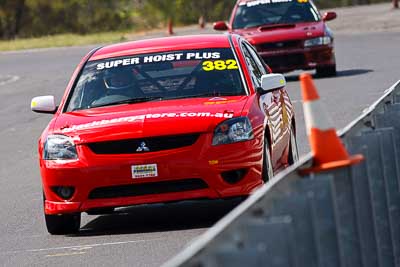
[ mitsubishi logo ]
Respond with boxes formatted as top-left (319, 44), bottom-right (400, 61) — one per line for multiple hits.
top-left (136, 142), bottom-right (150, 152)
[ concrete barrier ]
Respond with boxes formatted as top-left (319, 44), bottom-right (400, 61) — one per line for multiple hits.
top-left (163, 78), bottom-right (400, 267)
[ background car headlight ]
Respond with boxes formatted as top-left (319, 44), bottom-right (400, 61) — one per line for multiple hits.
top-left (304, 36), bottom-right (332, 47)
top-left (43, 135), bottom-right (78, 160)
top-left (212, 117), bottom-right (254, 146)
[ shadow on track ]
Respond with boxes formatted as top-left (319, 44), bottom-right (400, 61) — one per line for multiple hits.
top-left (285, 69), bottom-right (374, 82)
top-left (73, 198), bottom-right (244, 237)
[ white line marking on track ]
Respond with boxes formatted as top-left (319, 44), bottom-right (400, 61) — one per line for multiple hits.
top-left (0, 75), bottom-right (19, 86)
top-left (2, 237), bottom-right (167, 255)
top-left (25, 237), bottom-right (165, 253)
top-left (45, 251), bottom-right (86, 257)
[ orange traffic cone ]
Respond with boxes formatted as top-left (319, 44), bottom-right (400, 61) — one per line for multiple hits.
top-left (300, 73), bottom-right (363, 174)
top-left (199, 16), bottom-right (205, 29)
top-left (167, 18), bottom-right (174, 35)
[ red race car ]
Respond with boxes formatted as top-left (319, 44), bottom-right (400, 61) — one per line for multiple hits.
top-left (214, 0), bottom-right (337, 77)
top-left (31, 34), bottom-right (297, 234)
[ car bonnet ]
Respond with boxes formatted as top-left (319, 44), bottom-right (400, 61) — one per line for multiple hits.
top-left (233, 21), bottom-right (325, 44)
top-left (52, 96), bottom-right (249, 144)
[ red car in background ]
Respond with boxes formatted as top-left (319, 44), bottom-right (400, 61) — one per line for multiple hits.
top-left (214, 0), bottom-right (337, 77)
top-left (31, 34), bottom-right (297, 234)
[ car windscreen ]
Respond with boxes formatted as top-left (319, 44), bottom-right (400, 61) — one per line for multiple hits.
top-left (232, 0), bottom-right (320, 29)
top-left (65, 48), bottom-right (246, 112)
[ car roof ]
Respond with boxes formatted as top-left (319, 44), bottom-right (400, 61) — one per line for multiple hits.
top-left (90, 34), bottom-right (234, 61)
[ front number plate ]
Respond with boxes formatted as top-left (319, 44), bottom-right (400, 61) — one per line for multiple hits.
top-left (131, 164), bottom-right (158, 179)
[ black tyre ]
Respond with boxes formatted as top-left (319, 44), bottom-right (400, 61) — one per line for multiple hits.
top-left (43, 192), bottom-right (80, 235)
top-left (262, 136), bottom-right (274, 182)
top-left (316, 64), bottom-right (337, 77)
top-left (288, 127), bottom-right (299, 165)
top-left (45, 213), bottom-right (81, 235)
top-left (86, 207), bottom-right (115, 215)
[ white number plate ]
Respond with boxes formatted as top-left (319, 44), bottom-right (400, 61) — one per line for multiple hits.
top-left (131, 164), bottom-right (158, 179)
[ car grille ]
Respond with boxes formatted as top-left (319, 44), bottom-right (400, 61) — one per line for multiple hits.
top-left (257, 40), bottom-right (302, 51)
top-left (263, 54), bottom-right (305, 69)
top-left (87, 134), bottom-right (200, 154)
top-left (88, 179), bottom-right (208, 199)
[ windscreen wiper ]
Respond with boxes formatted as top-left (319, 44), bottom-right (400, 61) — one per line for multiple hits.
top-left (90, 96), bottom-right (163, 108)
top-left (258, 23), bottom-right (295, 31)
top-left (166, 93), bottom-right (240, 100)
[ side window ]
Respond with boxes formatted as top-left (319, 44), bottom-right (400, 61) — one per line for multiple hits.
top-left (241, 43), bottom-right (263, 88)
top-left (245, 43), bottom-right (271, 75)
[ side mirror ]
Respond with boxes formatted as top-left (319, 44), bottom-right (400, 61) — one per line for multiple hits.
top-left (213, 21), bottom-right (229, 31)
top-left (322, 12), bottom-right (337, 22)
top-left (31, 96), bottom-right (57, 114)
top-left (258, 74), bottom-right (286, 94)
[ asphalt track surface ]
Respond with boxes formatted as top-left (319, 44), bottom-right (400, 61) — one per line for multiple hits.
top-left (1, 31), bottom-right (400, 266)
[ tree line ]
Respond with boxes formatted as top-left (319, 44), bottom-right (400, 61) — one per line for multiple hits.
top-left (0, 0), bottom-right (388, 40)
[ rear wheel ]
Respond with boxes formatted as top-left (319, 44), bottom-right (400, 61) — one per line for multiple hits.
top-left (288, 127), bottom-right (299, 165)
top-left (316, 64), bottom-right (337, 77)
top-left (262, 136), bottom-right (274, 182)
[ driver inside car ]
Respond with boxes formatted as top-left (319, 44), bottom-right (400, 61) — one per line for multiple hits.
top-left (89, 67), bottom-right (144, 107)
top-left (103, 67), bottom-right (140, 97)
top-left (239, 9), bottom-right (262, 28)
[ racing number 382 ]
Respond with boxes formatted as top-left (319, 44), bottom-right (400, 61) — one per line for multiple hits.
top-left (202, 60), bottom-right (239, 71)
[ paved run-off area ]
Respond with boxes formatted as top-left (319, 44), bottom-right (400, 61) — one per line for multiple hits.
top-left (0, 3), bottom-right (399, 267)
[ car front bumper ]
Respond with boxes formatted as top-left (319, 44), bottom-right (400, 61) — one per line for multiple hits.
top-left (41, 134), bottom-right (264, 215)
top-left (258, 45), bottom-right (335, 73)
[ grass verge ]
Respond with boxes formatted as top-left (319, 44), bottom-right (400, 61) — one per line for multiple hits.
top-left (0, 32), bottom-right (132, 51)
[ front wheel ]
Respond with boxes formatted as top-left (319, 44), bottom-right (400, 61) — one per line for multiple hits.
top-left (262, 136), bottom-right (274, 182)
top-left (316, 64), bottom-right (337, 77)
top-left (87, 207), bottom-right (115, 215)
top-left (45, 213), bottom-right (81, 235)
top-left (43, 193), bottom-right (81, 235)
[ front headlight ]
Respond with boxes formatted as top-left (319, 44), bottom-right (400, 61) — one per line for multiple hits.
top-left (43, 135), bottom-right (78, 160)
top-left (304, 36), bottom-right (332, 47)
top-left (212, 117), bottom-right (254, 146)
